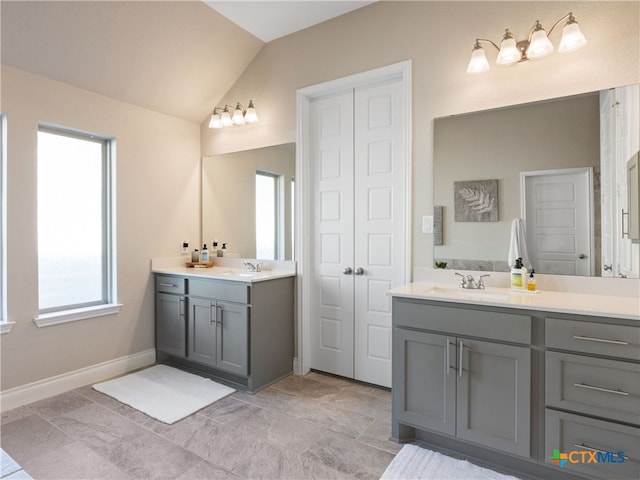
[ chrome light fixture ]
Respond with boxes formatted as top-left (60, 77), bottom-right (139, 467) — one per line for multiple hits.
top-left (467, 12), bottom-right (587, 74)
top-left (208, 100), bottom-right (259, 129)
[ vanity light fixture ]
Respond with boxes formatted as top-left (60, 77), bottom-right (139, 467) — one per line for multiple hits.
top-left (467, 12), bottom-right (587, 74)
top-left (208, 100), bottom-right (259, 129)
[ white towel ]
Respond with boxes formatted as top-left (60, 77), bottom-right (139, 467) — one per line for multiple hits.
top-left (508, 219), bottom-right (531, 270)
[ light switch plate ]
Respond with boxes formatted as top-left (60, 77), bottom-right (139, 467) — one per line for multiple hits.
top-left (422, 215), bottom-right (434, 234)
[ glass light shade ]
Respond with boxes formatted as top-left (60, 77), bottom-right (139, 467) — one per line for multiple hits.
top-left (232, 105), bottom-right (245, 125)
top-left (527, 28), bottom-right (554, 59)
top-left (208, 113), bottom-right (222, 129)
top-left (245, 100), bottom-right (259, 123)
top-left (466, 46), bottom-right (490, 74)
top-left (220, 110), bottom-right (232, 127)
top-left (559, 21), bottom-right (587, 53)
top-left (496, 37), bottom-right (521, 65)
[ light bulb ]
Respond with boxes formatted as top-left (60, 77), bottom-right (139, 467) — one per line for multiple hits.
top-left (232, 103), bottom-right (245, 125)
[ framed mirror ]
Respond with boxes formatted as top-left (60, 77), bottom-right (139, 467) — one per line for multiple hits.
top-left (434, 85), bottom-right (639, 278)
top-left (202, 143), bottom-right (295, 260)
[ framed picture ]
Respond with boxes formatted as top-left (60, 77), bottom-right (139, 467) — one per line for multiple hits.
top-left (454, 179), bottom-right (498, 222)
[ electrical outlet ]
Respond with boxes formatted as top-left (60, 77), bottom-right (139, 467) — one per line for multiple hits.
top-left (422, 215), bottom-right (434, 234)
top-left (181, 240), bottom-right (189, 254)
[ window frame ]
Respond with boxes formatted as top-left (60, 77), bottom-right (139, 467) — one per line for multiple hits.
top-left (0, 113), bottom-right (11, 334)
top-left (33, 124), bottom-right (120, 327)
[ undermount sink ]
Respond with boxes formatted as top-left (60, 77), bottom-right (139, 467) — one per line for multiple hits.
top-left (425, 286), bottom-right (510, 301)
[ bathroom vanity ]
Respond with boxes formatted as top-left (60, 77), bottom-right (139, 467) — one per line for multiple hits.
top-left (389, 283), bottom-right (639, 480)
top-left (153, 263), bottom-right (295, 393)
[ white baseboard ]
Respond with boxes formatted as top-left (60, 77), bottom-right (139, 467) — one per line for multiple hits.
top-left (0, 349), bottom-right (156, 412)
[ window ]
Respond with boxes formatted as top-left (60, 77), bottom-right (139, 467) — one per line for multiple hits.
top-left (35, 126), bottom-right (119, 326)
top-left (255, 170), bottom-right (283, 260)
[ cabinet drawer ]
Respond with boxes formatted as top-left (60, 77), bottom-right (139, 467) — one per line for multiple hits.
top-left (156, 275), bottom-right (186, 295)
top-left (393, 298), bottom-right (531, 344)
top-left (189, 278), bottom-right (249, 304)
top-left (545, 409), bottom-right (639, 480)
top-left (546, 351), bottom-right (640, 426)
top-left (546, 318), bottom-right (640, 361)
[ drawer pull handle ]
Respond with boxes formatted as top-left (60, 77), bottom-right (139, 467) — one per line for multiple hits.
top-left (574, 383), bottom-right (629, 396)
top-left (458, 340), bottom-right (464, 377)
top-left (573, 443), bottom-right (629, 461)
top-left (159, 283), bottom-right (177, 288)
top-left (573, 335), bottom-right (629, 346)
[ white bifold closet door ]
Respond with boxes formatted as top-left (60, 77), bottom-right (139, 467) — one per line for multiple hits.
top-left (309, 78), bottom-right (406, 388)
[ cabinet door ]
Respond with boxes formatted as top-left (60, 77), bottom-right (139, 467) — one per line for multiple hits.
top-left (393, 328), bottom-right (456, 435)
top-left (456, 339), bottom-right (531, 457)
top-left (156, 293), bottom-right (186, 358)
top-left (188, 297), bottom-right (217, 367)
top-left (216, 301), bottom-right (249, 376)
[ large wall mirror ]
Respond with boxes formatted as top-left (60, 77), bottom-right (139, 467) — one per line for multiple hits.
top-left (434, 85), bottom-right (639, 279)
top-left (202, 143), bottom-right (295, 260)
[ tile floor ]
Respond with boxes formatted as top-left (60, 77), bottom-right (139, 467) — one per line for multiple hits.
top-left (1, 370), bottom-right (401, 479)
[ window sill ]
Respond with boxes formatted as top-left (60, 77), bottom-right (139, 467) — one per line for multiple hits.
top-left (33, 304), bottom-right (123, 328)
top-left (1, 321), bottom-right (15, 334)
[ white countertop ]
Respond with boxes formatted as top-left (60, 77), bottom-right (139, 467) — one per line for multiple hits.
top-left (151, 257), bottom-right (296, 283)
top-left (388, 282), bottom-right (640, 321)
top-left (152, 266), bottom-right (295, 283)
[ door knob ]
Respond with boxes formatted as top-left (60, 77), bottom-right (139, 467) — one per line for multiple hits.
top-left (578, 254), bottom-right (587, 259)
top-left (342, 267), bottom-right (353, 275)
top-left (354, 267), bottom-right (364, 275)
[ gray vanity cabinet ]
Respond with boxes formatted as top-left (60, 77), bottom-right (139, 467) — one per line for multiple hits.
top-left (155, 273), bottom-right (294, 393)
top-left (393, 298), bottom-right (531, 458)
top-left (155, 276), bottom-right (187, 358)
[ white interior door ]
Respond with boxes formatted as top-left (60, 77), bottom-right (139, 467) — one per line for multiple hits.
top-left (522, 168), bottom-right (594, 276)
top-left (353, 80), bottom-right (406, 387)
top-left (307, 77), bottom-right (408, 387)
top-left (309, 90), bottom-right (355, 378)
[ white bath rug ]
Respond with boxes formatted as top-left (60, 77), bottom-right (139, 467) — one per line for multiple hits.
top-left (380, 444), bottom-right (521, 480)
top-left (93, 364), bottom-right (235, 424)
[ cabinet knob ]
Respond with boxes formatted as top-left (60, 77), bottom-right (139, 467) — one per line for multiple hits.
top-left (354, 267), bottom-right (364, 275)
top-left (578, 253), bottom-right (587, 259)
top-left (343, 267), bottom-right (353, 275)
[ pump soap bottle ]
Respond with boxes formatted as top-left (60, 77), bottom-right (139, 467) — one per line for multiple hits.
top-left (510, 258), bottom-right (524, 290)
top-left (527, 270), bottom-right (537, 292)
top-left (201, 244), bottom-right (209, 262)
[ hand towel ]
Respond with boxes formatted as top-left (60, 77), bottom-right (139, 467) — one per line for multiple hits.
top-left (508, 218), bottom-right (532, 270)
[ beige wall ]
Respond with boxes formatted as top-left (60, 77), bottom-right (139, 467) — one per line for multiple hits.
top-left (201, 1), bottom-right (640, 270)
top-left (1, 67), bottom-right (201, 390)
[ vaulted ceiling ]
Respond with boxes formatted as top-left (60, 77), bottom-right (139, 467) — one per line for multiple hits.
top-left (1, 1), bottom-right (373, 124)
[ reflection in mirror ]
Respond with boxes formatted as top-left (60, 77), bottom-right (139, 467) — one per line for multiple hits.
top-left (434, 85), bottom-right (639, 278)
top-left (202, 143), bottom-right (295, 260)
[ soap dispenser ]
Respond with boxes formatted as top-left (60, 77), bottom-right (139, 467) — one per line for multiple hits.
top-left (510, 258), bottom-right (524, 289)
top-left (527, 269), bottom-right (537, 291)
top-left (201, 244), bottom-right (209, 262)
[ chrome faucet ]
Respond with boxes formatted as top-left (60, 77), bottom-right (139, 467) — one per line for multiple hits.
top-left (243, 260), bottom-right (262, 272)
top-left (455, 272), bottom-right (490, 289)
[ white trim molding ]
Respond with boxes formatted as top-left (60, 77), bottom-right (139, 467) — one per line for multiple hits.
top-left (33, 303), bottom-right (123, 328)
top-left (0, 321), bottom-right (15, 334)
top-left (0, 348), bottom-right (155, 411)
